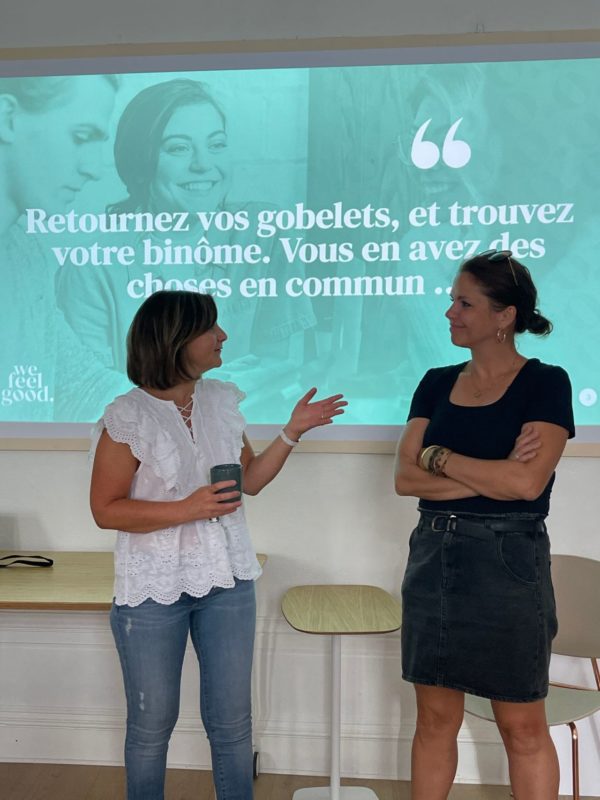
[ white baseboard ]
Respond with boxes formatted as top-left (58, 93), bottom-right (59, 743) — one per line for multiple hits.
top-left (0, 706), bottom-right (506, 783)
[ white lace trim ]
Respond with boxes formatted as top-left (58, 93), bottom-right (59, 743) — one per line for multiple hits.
top-left (93, 379), bottom-right (260, 606)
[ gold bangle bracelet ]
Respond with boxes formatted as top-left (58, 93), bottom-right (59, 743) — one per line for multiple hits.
top-left (432, 448), bottom-right (452, 477)
top-left (419, 445), bottom-right (438, 471)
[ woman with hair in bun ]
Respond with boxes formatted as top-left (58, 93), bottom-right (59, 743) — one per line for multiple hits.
top-left (394, 250), bottom-right (574, 800)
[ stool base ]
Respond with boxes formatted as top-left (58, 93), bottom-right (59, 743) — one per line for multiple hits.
top-left (292, 788), bottom-right (379, 799)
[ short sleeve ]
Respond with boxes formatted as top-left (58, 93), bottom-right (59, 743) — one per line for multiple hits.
top-left (407, 367), bottom-right (460, 422)
top-left (407, 369), bottom-right (438, 421)
top-left (94, 392), bottom-right (181, 490)
top-left (218, 380), bottom-right (246, 406)
top-left (88, 419), bottom-right (105, 464)
top-left (200, 379), bottom-right (247, 456)
top-left (523, 364), bottom-right (575, 438)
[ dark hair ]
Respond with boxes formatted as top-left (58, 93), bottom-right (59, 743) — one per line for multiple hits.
top-left (127, 290), bottom-right (218, 389)
top-left (459, 254), bottom-right (553, 336)
top-left (109, 79), bottom-right (226, 213)
top-left (0, 75), bottom-right (119, 111)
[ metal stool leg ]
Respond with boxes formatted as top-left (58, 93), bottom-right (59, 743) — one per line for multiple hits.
top-left (292, 635), bottom-right (378, 799)
top-left (569, 721), bottom-right (580, 800)
top-left (331, 634), bottom-right (341, 799)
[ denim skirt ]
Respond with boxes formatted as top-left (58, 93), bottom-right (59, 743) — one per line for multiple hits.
top-left (401, 511), bottom-right (558, 702)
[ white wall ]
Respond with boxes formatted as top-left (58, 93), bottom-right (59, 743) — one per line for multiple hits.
top-left (1, 1), bottom-right (600, 795)
top-left (1, 448), bottom-right (599, 793)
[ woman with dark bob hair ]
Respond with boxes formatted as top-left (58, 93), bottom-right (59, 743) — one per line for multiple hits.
top-left (394, 250), bottom-right (574, 800)
top-left (90, 290), bottom-right (345, 800)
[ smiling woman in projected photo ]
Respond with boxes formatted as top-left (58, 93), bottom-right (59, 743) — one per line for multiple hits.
top-left (0, 75), bottom-right (129, 422)
top-left (55, 78), bottom-right (315, 419)
top-left (394, 250), bottom-right (574, 800)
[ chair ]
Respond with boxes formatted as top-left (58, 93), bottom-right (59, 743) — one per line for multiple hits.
top-left (464, 554), bottom-right (600, 799)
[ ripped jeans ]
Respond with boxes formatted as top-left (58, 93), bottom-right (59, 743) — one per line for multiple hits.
top-left (110, 579), bottom-right (256, 800)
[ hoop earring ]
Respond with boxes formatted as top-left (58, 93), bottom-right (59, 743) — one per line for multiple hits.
top-left (496, 328), bottom-right (507, 344)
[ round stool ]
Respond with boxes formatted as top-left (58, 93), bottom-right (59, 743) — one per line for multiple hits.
top-left (282, 584), bottom-right (401, 800)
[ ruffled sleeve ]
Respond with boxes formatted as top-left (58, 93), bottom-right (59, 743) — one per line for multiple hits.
top-left (95, 391), bottom-right (182, 491)
top-left (201, 380), bottom-right (247, 457)
top-left (210, 379), bottom-right (246, 406)
top-left (88, 419), bottom-right (105, 465)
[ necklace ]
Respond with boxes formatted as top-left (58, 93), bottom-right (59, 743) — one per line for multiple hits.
top-left (466, 355), bottom-right (519, 399)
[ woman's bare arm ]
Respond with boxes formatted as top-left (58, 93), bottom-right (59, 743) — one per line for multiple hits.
top-left (442, 421), bottom-right (568, 501)
top-left (90, 429), bottom-right (241, 532)
top-left (394, 418), bottom-right (479, 500)
top-left (241, 388), bottom-right (346, 495)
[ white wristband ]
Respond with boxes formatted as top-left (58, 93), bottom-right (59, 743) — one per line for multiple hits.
top-left (279, 428), bottom-right (300, 447)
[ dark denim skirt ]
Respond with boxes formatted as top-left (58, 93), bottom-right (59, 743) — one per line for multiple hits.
top-left (401, 510), bottom-right (558, 702)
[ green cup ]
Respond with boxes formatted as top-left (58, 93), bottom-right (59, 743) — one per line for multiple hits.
top-left (210, 463), bottom-right (242, 501)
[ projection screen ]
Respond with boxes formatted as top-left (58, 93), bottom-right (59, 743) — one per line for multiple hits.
top-left (1, 38), bottom-right (599, 448)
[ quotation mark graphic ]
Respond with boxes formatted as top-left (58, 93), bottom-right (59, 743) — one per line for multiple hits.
top-left (411, 118), bottom-right (471, 169)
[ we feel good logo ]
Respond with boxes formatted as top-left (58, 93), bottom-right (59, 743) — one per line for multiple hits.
top-left (1, 365), bottom-right (52, 407)
top-left (410, 118), bottom-right (471, 170)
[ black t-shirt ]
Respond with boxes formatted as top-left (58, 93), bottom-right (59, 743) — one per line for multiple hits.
top-left (407, 358), bottom-right (575, 516)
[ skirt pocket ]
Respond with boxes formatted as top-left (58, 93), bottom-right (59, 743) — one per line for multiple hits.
top-left (496, 531), bottom-right (538, 586)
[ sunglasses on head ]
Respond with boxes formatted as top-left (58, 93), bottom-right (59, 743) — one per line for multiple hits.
top-left (478, 249), bottom-right (518, 286)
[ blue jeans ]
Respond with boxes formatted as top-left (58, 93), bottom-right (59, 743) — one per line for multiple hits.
top-left (110, 579), bottom-right (256, 800)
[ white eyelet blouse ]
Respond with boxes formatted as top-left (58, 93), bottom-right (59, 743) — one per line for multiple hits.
top-left (91, 378), bottom-right (262, 607)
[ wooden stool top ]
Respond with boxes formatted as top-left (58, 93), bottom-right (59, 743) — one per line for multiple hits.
top-left (281, 584), bottom-right (401, 635)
